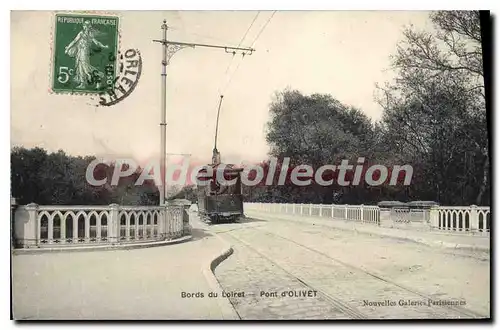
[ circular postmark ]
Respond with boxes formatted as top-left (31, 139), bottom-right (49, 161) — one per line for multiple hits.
top-left (94, 48), bottom-right (142, 106)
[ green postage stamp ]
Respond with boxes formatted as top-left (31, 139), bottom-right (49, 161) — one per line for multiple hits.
top-left (51, 13), bottom-right (119, 94)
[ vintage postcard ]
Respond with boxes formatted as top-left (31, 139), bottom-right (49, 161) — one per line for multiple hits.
top-left (10, 10), bottom-right (491, 321)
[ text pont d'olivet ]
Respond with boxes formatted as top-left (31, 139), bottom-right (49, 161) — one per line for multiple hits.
top-left (261, 290), bottom-right (318, 298)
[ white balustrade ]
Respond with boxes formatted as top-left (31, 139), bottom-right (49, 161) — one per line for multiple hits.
top-left (243, 202), bottom-right (489, 235)
top-left (430, 205), bottom-right (490, 235)
top-left (362, 206), bottom-right (380, 224)
top-left (391, 208), bottom-right (411, 224)
top-left (13, 203), bottom-right (189, 249)
top-left (244, 202), bottom-right (380, 225)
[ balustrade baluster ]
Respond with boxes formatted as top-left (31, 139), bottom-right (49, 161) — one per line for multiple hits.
top-left (125, 214), bottom-right (130, 241)
top-left (73, 215), bottom-right (78, 243)
top-left (61, 213), bottom-right (66, 241)
top-left (470, 205), bottom-right (479, 233)
top-left (142, 212), bottom-right (148, 239)
top-left (85, 214), bottom-right (90, 243)
top-left (47, 214), bottom-right (54, 244)
top-left (97, 215), bottom-right (101, 242)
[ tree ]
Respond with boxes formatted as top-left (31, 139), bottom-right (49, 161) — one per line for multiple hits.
top-left (11, 147), bottom-right (160, 205)
top-left (264, 89), bottom-right (393, 204)
top-left (169, 185), bottom-right (198, 203)
top-left (377, 10), bottom-right (489, 205)
top-left (266, 89), bottom-right (379, 164)
top-left (11, 147), bottom-right (48, 205)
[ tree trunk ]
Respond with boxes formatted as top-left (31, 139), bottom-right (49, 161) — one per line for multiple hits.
top-left (475, 151), bottom-right (489, 205)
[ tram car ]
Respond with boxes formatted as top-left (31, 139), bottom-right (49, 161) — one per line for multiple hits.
top-left (196, 164), bottom-right (244, 224)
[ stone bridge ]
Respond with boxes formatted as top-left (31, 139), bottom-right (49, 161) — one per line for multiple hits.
top-left (11, 201), bottom-right (490, 320)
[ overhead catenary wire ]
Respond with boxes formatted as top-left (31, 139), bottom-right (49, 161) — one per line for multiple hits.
top-left (249, 11), bottom-right (276, 48)
top-left (218, 11), bottom-right (260, 94)
top-left (213, 11), bottom-right (261, 102)
top-left (237, 12), bottom-right (261, 47)
top-left (211, 12), bottom-right (260, 160)
top-left (168, 26), bottom-right (240, 47)
top-left (220, 11), bottom-right (275, 95)
top-left (221, 56), bottom-right (244, 93)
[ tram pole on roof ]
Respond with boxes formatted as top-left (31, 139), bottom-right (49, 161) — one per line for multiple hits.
top-left (212, 95), bottom-right (224, 165)
top-left (153, 19), bottom-right (255, 205)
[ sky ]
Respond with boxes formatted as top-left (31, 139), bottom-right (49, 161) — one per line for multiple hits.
top-left (11, 10), bottom-right (434, 165)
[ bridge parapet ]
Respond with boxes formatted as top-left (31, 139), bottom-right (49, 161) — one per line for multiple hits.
top-left (243, 203), bottom-right (490, 236)
top-left (244, 203), bottom-right (380, 225)
top-left (429, 205), bottom-right (490, 235)
top-left (13, 203), bottom-right (190, 250)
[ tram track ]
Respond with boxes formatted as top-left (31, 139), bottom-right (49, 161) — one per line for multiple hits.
top-left (243, 213), bottom-right (490, 261)
top-left (223, 230), bottom-right (368, 319)
top-left (238, 225), bottom-right (486, 319)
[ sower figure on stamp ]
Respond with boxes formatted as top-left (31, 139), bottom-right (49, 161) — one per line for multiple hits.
top-left (64, 20), bottom-right (108, 89)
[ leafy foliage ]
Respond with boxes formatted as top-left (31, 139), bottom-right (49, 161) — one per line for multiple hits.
top-left (11, 147), bottom-right (159, 205)
top-left (247, 11), bottom-right (489, 206)
top-left (168, 185), bottom-right (198, 203)
top-left (376, 10), bottom-right (488, 205)
top-left (11, 12), bottom-right (489, 207)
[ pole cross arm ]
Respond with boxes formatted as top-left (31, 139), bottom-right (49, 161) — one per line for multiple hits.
top-left (166, 44), bottom-right (194, 65)
top-left (153, 39), bottom-right (255, 55)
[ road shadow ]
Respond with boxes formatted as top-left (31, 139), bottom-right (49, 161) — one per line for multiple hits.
top-left (199, 216), bottom-right (268, 225)
top-left (188, 211), bottom-right (266, 225)
top-left (236, 216), bottom-right (267, 224)
top-left (189, 227), bottom-right (212, 242)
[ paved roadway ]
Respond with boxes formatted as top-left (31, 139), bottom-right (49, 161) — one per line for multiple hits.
top-left (12, 223), bottom-right (227, 320)
top-left (12, 212), bottom-right (490, 320)
top-left (207, 214), bottom-right (490, 320)
top-left (247, 210), bottom-right (491, 253)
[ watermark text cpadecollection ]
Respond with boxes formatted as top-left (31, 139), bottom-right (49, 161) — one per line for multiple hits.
top-left (86, 156), bottom-right (413, 187)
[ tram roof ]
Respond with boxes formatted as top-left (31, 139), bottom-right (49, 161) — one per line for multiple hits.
top-left (196, 163), bottom-right (244, 176)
